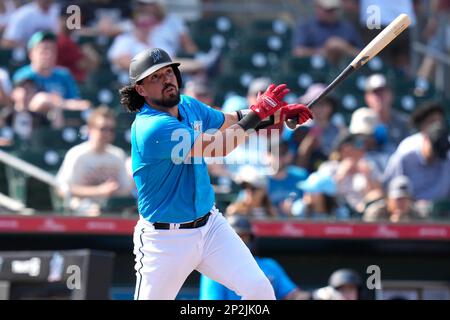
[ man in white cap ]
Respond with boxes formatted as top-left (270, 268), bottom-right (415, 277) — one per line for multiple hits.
top-left (364, 73), bottom-right (410, 153)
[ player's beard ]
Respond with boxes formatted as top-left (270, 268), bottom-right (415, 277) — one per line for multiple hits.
top-left (150, 85), bottom-right (180, 109)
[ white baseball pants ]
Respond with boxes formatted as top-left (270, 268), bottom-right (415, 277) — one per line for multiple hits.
top-left (133, 207), bottom-right (275, 300)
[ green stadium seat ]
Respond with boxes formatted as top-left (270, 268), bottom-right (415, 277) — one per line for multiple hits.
top-left (0, 49), bottom-right (13, 67)
top-left (213, 73), bottom-right (250, 97)
top-left (430, 199), bottom-right (450, 221)
top-left (275, 71), bottom-right (329, 95)
top-left (5, 150), bottom-right (65, 211)
top-left (62, 110), bottom-right (87, 128)
top-left (238, 34), bottom-right (290, 56)
top-left (116, 112), bottom-right (136, 130)
top-left (224, 52), bottom-right (279, 74)
top-left (189, 16), bottom-right (236, 38)
top-left (113, 128), bottom-right (131, 154)
top-left (15, 127), bottom-right (83, 153)
top-left (248, 18), bottom-right (292, 39)
top-left (102, 195), bottom-right (137, 216)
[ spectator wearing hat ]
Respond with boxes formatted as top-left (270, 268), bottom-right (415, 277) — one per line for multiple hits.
top-left (313, 268), bottom-right (362, 300)
top-left (226, 166), bottom-right (277, 219)
top-left (200, 215), bottom-right (312, 300)
top-left (1, 0), bottom-right (60, 48)
top-left (292, 0), bottom-right (363, 65)
top-left (348, 107), bottom-right (390, 172)
top-left (291, 171), bottom-right (350, 220)
top-left (363, 175), bottom-right (423, 222)
top-left (383, 123), bottom-right (450, 201)
top-left (318, 132), bottom-right (383, 214)
top-left (108, 0), bottom-right (204, 75)
top-left (295, 83), bottom-right (343, 172)
top-left (396, 101), bottom-right (446, 155)
top-left (364, 74), bottom-right (411, 153)
top-left (12, 31), bottom-right (91, 112)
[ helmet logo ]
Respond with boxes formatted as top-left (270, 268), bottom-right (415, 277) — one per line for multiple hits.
top-left (151, 49), bottom-right (163, 63)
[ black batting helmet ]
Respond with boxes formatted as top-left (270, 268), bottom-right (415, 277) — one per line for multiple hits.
top-left (328, 269), bottom-right (362, 289)
top-left (129, 48), bottom-right (182, 87)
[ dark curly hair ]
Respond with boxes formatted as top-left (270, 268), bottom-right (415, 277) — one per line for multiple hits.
top-left (119, 84), bottom-right (146, 113)
top-left (410, 101), bottom-right (445, 131)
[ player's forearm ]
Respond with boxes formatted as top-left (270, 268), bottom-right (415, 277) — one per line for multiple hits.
top-left (190, 123), bottom-right (249, 158)
top-left (219, 112), bottom-right (240, 131)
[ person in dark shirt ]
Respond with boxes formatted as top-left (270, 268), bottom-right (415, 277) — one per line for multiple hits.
top-left (292, 0), bottom-right (363, 64)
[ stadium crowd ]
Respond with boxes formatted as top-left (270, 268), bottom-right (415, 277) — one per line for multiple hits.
top-left (0, 0), bottom-right (449, 223)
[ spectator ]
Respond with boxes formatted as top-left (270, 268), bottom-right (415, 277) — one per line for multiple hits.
top-left (56, 7), bottom-right (100, 83)
top-left (182, 78), bottom-right (215, 107)
top-left (295, 83), bottom-right (342, 171)
top-left (56, 107), bottom-right (133, 216)
top-left (416, 0), bottom-right (450, 88)
top-left (348, 107), bottom-right (390, 172)
top-left (313, 268), bottom-right (362, 300)
top-left (0, 0), bottom-right (16, 38)
top-left (291, 171), bottom-right (350, 220)
top-left (108, 0), bottom-right (203, 74)
top-left (363, 175), bottom-right (423, 222)
top-left (396, 101), bottom-right (446, 155)
top-left (73, 0), bottom-right (132, 38)
top-left (222, 77), bottom-right (273, 176)
top-left (1, 0), bottom-right (60, 48)
top-left (318, 132), bottom-right (383, 214)
top-left (360, 0), bottom-right (416, 74)
top-left (222, 77), bottom-right (271, 113)
top-left (2, 77), bottom-right (62, 142)
top-left (341, 0), bottom-right (361, 33)
top-left (292, 0), bottom-right (363, 64)
top-left (199, 215), bottom-right (311, 300)
top-left (267, 141), bottom-right (309, 216)
top-left (364, 74), bottom-right (410, 153)
top-left (383, 122), bottom-right (450, 201)
top-left (13, 31), bottom-right (91, 111)
top-left (226, 166), bottom-right (277, 219)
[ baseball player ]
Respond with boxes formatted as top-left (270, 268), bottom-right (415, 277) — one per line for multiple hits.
top-left (118, 47), bottom-right (313, 300)
top-left (199, 215), bottom-right (312, 300)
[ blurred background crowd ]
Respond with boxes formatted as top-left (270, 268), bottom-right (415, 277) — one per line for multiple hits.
top-left (0, 0), bottom-right (449, 301)
top-left (0, 0), bottom-right (449, 222)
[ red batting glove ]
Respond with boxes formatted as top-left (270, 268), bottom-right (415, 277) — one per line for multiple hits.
top-left (250, 84), bottom-right (290, 119)
top-left (281, 104), bottom-right (314, 126)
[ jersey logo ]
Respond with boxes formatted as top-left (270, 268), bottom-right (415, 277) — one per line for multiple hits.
top-left (192, 121), bottom-right (202, 132)
top-left (151, 49), bottom-right (163, 63)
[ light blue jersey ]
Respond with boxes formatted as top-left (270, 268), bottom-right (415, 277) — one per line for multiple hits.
top-left (131, 95), bottom-right (225, 223)
top-left (199, 257), bottom-right (297, 300)
top-left (13, 65), bottom-right (80, 99)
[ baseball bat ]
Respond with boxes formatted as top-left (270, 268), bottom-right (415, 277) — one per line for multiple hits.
top-left (286, 13), bottom-right (411, 129)
top-left (305, 13), bottom-right (412, 109)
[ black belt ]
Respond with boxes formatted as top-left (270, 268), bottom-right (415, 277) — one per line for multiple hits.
top-left (153, 212), bottom-right (211, 230)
